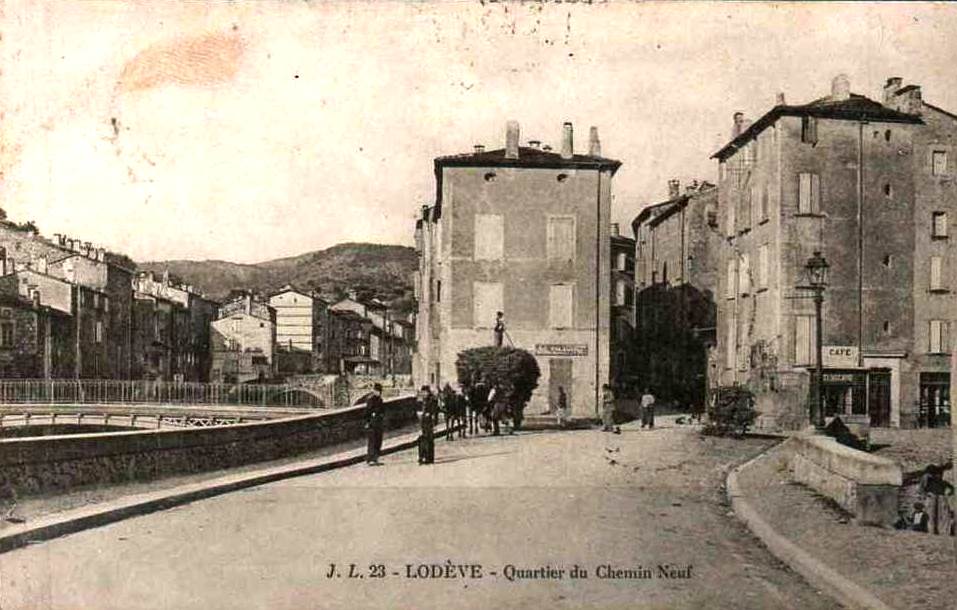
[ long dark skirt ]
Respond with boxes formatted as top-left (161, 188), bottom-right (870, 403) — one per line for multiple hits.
top-left (418, 417), bottom-right (435, 464)
top-left (367, 426), bottom-right (383, 463)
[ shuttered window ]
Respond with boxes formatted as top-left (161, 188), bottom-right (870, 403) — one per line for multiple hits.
top-left (929, 320), bottom-right (949, 353)
top-left (930, 256), bottom-right (944, 290)
top-left (474, 214), bottom-right (504, 260)
top-left (798, 173), bottom-right (821, 214)
top-left (758, 244), bottom-right (770, 289)
top-left (794, 315), bottom-right (815, 365)
top-left (546, 216), bottom-right (576, 261)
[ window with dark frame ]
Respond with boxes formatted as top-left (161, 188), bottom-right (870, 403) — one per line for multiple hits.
top-left (801, 116), bottom-right (818, 144)
top-left (932, 211), bottom-right (948, 238)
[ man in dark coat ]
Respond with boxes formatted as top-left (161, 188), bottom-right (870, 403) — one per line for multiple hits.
top-left (365, 383), bottom-right (384, 466)
top-left (418, 386), bottom-right (437, 465)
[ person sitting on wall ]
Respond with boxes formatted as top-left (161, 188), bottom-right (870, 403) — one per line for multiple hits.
top-left (911, 502), bottom-right (930, 533)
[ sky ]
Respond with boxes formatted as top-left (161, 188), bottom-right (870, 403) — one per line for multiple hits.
top-left (2, 1), bottom-right (956, 263)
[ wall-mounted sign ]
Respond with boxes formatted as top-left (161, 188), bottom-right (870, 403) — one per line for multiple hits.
top-left (535, 344), bottom-right (588, 357)
top-left (823, 345), bottom-right (859, 368)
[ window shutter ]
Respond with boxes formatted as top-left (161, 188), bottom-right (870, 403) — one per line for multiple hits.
top-left (930, 320), bottom-right (942, 353)
top-left (798, 173), bottom-right (811, 214)
top-left (930, 256), bottom-right (943, 290)
top-left (811, 174), bottom-right (821, 213)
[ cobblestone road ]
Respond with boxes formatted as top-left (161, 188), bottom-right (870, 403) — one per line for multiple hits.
top-left (0, 420), bottom-right (837, 609)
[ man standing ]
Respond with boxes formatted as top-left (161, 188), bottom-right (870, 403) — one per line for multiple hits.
top-left (417, 385), bottom-right (437, 465)
top-left (493, 311), bottom-right (506, 347)
top-left (365, 383), bottom-right (384, 466)
top-left (640, 387), bottom-right (656, 430)
top-left (601, 384), bottom-right (615, 432)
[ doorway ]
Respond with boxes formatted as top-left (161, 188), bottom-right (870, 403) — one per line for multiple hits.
top-left (868, 370), bottom-right (891, 427)
top-left (549, 358), bottom-right (573, 414)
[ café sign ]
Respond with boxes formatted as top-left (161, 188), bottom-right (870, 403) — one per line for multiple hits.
top-left (823, 345), bottom-right (859, 368)
top-left (534, 344), bottom-right (589, 357)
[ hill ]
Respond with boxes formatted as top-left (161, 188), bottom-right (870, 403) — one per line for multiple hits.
top-left (139, 243), bottom-right (418, 307)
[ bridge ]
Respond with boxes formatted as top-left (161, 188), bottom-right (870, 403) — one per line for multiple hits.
top-left (0, 403), bottom-right (320, 431)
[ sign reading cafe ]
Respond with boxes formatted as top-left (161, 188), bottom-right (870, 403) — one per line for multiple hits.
top-left (822, 345), bottom-right (859, 368)
top-left (534, 344), bottom-right (589, 357)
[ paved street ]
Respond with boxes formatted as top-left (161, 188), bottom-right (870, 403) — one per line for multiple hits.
top-left (0, 421), bottom-right (836, 609)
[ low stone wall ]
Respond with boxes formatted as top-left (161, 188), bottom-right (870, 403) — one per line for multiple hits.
top-left (784, 435), bottom-right (902, 526)
top-left (0, 396), bottom-right (416, 496)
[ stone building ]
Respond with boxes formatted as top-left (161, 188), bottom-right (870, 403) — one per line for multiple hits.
top-left (631, 180), bottom-right (720, 407)
top-left (0, 266), bottom-right (74, 378)
top-left (0, 227), bottom-right (135, 379)
top-left (269, 286), bottom-right (324, 375)
top-left (210, 293), bottom-right (276, 384)
top-left (131, 272), bottom-right (217, 382)
top-left (414, 121), bottom-right (620, 417)
top-left (712, 74), bottom-right (954, 430)
top-left (609, 223), bottom-right (636, 387)
top-left (328, 293), bottom-right (413, 376)
top-left (883, 77), bottom-right (957, 428)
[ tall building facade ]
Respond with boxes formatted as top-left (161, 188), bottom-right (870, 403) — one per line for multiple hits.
top-left (609, 223), bottom-right (636, 386)
top-left (414, 121), bottom-right (620, 417)
top-left (632, 180), bottom-right (720, 407)
top-left (713, 74), bottom-right (954, 430)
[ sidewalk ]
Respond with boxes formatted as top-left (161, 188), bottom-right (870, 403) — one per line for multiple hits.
top-left (0, 422), bottom-right (425, 546)
top-left (734, 444), bottom-right (955, 610)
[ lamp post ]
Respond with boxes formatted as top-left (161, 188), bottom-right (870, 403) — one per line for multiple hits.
top-left (802, 251), bottom-right (830, 430)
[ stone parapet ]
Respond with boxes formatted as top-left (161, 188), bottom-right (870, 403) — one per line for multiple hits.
top-left (0, 396), bottom-right (416, 496)
top-left (785, 435), bottom-right (902, 526)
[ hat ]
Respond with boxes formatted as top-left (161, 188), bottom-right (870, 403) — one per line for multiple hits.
top-left (914, 501), bottom-right (925, 510)
top-left (373, 383), bottom-right (383, 392)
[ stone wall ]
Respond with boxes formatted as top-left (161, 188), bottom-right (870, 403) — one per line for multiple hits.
top-left (0, 396), bottom-right (416, 496)
top-left (784, 435), bottom-right (902, 526)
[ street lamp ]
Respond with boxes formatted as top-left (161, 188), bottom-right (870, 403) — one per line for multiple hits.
top-left (801, 251), bottom-right (830, 430)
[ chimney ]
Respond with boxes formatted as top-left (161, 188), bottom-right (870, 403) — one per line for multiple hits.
top-left (732, 112), bottom-right (745, 138)
top-left (588, 126), bottom-right (601, 156)
top-left (667, 179), bottom-right (681, 199)
top-left (775, 92), bottom-right (786, 105)
top-left (505, 121), bottom-right (520, 160)
top-left (884, 76), bottom-right (903, 104)
top-left (473, 144), bottom-right (485, 154)
top-left (527, 140), bottom-right (541, 150)
top-left (610, 223), bottom-right (620, 237)
top-left (903, 84), bottom-right (923, 115)
top-left (560, 122), bottom-right (574, 159)
top-left (831, 74), bottom-right (850, 101)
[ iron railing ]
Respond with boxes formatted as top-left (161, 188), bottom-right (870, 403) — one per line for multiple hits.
top-left (0, 379), bottom-right (336, 409)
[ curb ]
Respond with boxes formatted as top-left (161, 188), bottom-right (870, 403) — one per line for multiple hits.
top-left (726, 445), bottom-right (895, 610)
top-left (0, 427), bottom-right (441, 555)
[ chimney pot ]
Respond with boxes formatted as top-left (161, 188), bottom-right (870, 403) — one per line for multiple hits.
top-left (505, 121), bottom-right (520, 160)
top-left (668, 179), bottom-right (681, 199)
top-left (831, 74), bottom-right (850, 101)
top-left (588, 126), bottom-right (601, 157)
top-left (775, 92), bottom-right (786, 105)
top-left (527, 140), bottom-right (541, 150)
top-left (473, 144), bottom-right (485, 153)
top-left (561, 122), bottom-right (574, 159)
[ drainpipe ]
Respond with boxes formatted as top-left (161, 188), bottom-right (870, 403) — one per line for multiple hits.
top-left (595, 169), bottom-right (602, 418)
top-left (857, 120), bottom-right (866, 368)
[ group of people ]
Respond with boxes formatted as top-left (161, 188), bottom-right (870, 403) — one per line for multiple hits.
top-left (599, 384), bottom-right (657, 433)
top-left (899, 463), bottom-right (955, 535)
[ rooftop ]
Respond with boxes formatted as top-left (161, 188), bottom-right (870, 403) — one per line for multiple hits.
top-left (435, 146), bottom-right (621, 172)
top-left (712, 93), bottom-right (923, 161)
